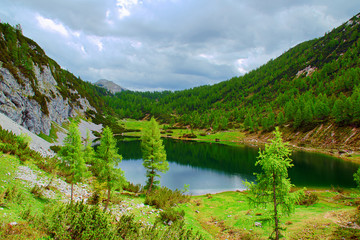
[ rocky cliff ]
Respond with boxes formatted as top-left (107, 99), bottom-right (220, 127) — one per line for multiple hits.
top-left (0, 23), bottom-right (100, 135)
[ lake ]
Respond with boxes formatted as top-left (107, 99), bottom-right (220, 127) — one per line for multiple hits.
top-left (116, 138), bottom-right (359, 195)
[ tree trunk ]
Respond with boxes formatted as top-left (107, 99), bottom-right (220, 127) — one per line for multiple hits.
top-left (273, 172), bottom-right (279, 240)
top-left (104, 186), bottom-right (111, 211)
top-left (147, 175), bottom-right (154, 194)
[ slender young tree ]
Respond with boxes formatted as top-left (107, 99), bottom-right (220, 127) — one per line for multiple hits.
top-left (83, 130), bottom-right (95, 165)
top-left (59, 121), bottom-right (88, 202)
top-left (96, 126), bottom-right (125, 211)
top-left (246, 127), bottom-right (302, 240)
top-left (141, 117), bottom-right (169, 193)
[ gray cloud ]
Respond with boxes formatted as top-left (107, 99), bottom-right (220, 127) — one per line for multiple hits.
top-left (1, 0), bottom-right (360, 91)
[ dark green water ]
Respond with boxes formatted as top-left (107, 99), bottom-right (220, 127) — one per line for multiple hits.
top-left (116, 138), bottom-right (359, 195)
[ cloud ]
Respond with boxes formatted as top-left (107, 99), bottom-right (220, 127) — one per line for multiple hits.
top-left (1, 0), bottom-right (360, 91)
top-left (36, 15), bottom-right (69, 37)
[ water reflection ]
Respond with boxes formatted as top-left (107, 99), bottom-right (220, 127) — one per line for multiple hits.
top-left (116, 138), bottom-right (359, 194)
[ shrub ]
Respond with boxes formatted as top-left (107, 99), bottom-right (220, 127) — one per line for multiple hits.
top-left (30, 185), bottom-right (43, 198)
top-left (50, 145), bottom-right (61, 153)
top-left (297, 191), bottom-right (319, 206)
top-left (145, 187), bottom-right (190, 209)
top-left (115, 214), bottom-right (141, 239)
top-left (123, 182), bottom-right (142, 193)
top-left (182, 133), bottom-right (197, 138)
top-left (157, 208), bottom-right (185, 225)
top-left (43, 201), bottom-right (115, 240)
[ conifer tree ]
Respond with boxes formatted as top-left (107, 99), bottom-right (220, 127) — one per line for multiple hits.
top-left (276, 112), bottom-right (285, 126)
top-left (96, 126), bottom-right (125, 211)
top-left (59, 121), bottom-right (88, 202)
top-left (83, 130), bottom-right (95, 165)
top-left (141, 117), bottom-right (169, 193)
top-left (294, 108), bottom-right (303, 128)
top-left (245, 128), bottom-right (302, 240)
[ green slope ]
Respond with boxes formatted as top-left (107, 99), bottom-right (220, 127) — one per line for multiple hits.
top-left (106, 13), bottom-right (360, 134)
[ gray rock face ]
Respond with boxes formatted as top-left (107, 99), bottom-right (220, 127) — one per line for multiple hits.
top-left (95, 79), bottom-right (126, 93)
top-left (0, 65), bottom-right (96, 135)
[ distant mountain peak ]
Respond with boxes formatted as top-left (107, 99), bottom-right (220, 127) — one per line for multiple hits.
top-left (94, 79), bottom-right (126, 94)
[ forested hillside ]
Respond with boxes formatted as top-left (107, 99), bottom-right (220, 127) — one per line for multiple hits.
top-left (106, 13), bottom-right (360, 133)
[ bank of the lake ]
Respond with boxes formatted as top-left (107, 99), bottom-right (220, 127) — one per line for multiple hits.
top-left (120, 119), bottom-right (360, 164)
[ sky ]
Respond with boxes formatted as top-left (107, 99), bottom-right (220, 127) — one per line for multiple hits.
top-left (1, 1), bottom-right (360, 91)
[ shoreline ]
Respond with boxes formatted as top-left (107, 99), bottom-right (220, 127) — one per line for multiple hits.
top-left (122, 132), bottom-right (360, 165)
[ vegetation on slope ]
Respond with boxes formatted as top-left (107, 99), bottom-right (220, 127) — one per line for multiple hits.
top-left (0, 22), bottom-right (109, 117)
top-left (104, 13), bottom-right (360, 137)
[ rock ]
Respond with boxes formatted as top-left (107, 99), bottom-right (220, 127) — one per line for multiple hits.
top-left (255, 222), bottom-right (262, 227)
top-left (9, 222), bottom-right (18, 226)
top-left (0, 65), bottom-right (96, 136)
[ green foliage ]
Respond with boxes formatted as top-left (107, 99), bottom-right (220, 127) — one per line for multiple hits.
top-left (141, 117), bottom-right (169, 193)
top-left (99, 14), bottom-right (360, 132)
top-left (43, 201), bottom-right (116, 240)
top-left (245, 127), bottom-right (302, 240)
top-left (58, 122), bottom-right (88, 201)
top-left (83, 130), bottom-right (95, 164)
top-left (123, 181), bottom-right (143, 193)
top-left (0, 125), bottom-right (45, 164)
top-left (95, 126), bottom-right (125, 210)
top-left (297, 191), bottom-right (319, 206)
top-left (353, 167), bottom-right (360, 188)
top-left (157, 208), bottom-right (185, 225)
top-left (36, 201), bottom-right (203, 239)
top-left (144, 186), bottom-right (190, 209)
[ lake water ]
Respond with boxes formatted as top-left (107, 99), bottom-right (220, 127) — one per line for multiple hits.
top-left (116, 138), bottom-right (359, 195)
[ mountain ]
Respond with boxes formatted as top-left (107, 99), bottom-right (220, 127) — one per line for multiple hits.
top-left (94, 79), bottom-right (126, 94)
top-left (103, 13), bottom-right (360, 147)
top-left (0, 23), bottom-right (108, 135)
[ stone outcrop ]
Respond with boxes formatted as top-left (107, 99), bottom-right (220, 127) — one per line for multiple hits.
top-left (0, 65), bottom-right (96, 135)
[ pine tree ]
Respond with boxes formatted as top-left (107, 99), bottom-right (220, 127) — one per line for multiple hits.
top-left (245, 128), bottom-right (302, 240)
top-left (276, 112), bottom-right (285, 126)
top-left (293, 108), bottom-right (303, 128)
top-left (303, 102), bottom-right (313, 125)
top-left (96, 126), bottom-right (125, 211)
top-left (141, 117), bottom-right (169, 193)
top-left (59, 121), bottom-right (88, 202)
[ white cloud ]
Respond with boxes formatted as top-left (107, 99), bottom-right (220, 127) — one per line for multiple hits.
top-left (36, 15), bottom-right (69, 37)
top-left (88, 36), bottom-right (104, 51)
top-left (236, 58), bottom-right (248, 75)
top-left (116, 0), bottom-right (139, 19)
top-left (3, 0), bottom-right (360, 91)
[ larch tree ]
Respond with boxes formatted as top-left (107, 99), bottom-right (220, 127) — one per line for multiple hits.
top-left (83, 130), bottom-right (95, 165)
top-left (96, 126), bottom-right (125, 211)
top-left (59, 121), bottom-right (88, 202)
top-left (245, 127), bottom-right (302, 240)
top-left (141, 117), bottom-right (169, 194)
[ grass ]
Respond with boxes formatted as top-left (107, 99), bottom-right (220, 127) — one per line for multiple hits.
top-left (38, 122), bottom-right (64, 143)
top-left (178, 190), bottom-right (360, 239)
top-left (121, 119), bottom-right (246, 147)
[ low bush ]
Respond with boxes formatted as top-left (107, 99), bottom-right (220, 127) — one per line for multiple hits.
top-left (30, 185), bottom-right (43, 198)
top-left (115, 214), bottom-right (141, 239)
top-left (182, 133), bottom-right (197, 138)
top-left (297, 191), bottom-right (319, 206)
top-left (157, 208), bottom-right (185, 225)
top-left (123, 182), bottom-right (142, 193)
top-left (42, 201), bottom-right (115, 240)
top-left (145, 187), bottom-right (190, 209)
top-left (37, 201), bottom-right (203, 239)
